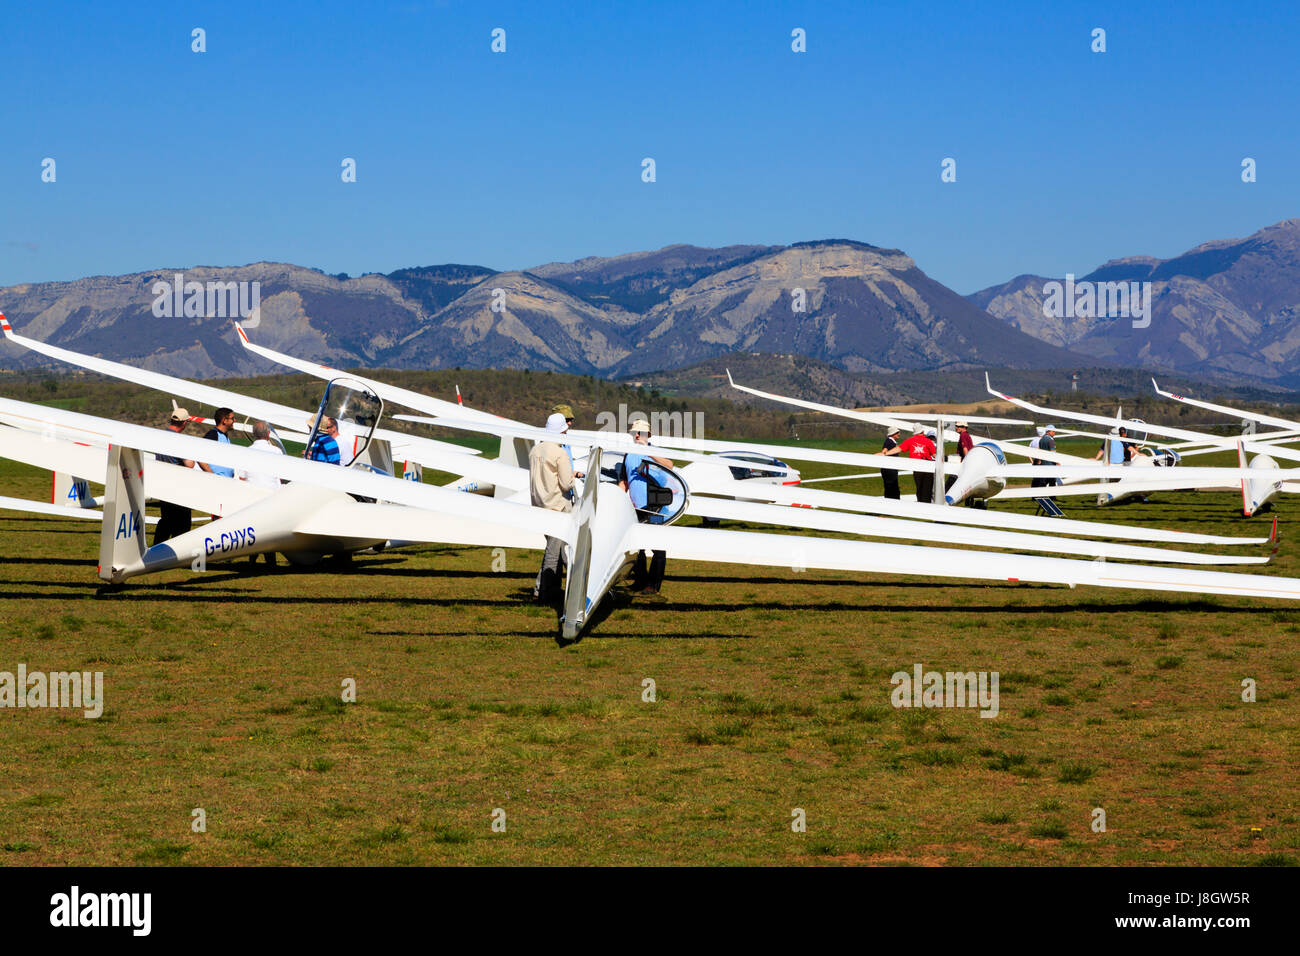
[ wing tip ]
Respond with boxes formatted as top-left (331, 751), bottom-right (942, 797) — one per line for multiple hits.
top-left (725, 368), bottom-right (735, 386)
top-left (233, 321), bottom-right (248, 343)
top-left (0, 313), bottom-right (11, 335)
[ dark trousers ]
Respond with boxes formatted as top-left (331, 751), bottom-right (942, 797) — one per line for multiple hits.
top-left (632, 550), bottom-right (666, 590)
top-left (914, 472), bottom-right (934, 505)
top-left (882, 470), bottom-right (900, 500)
top-left (153, 503), bottom-right (191, 546)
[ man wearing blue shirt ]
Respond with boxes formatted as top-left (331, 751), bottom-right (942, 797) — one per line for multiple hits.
top-left (308, 416), bottom-right (342, 465)
top-left (199, 407), bottom-right (237, 478)
top-left (619, 418), bottom-right (674, 594)
top-left (1093, 426), bottom-right (1130, 465)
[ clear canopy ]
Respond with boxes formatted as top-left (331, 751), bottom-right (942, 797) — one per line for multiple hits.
top-left (306, 377), bottom-right (384, 467)
top-left (599, 452), bottom-right (690, 525)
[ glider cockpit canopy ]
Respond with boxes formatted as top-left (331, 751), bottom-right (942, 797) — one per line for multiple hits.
top-left (595, 451), bottom-right (690, 526)
top-left (308, 377), bottom-right (384, 467)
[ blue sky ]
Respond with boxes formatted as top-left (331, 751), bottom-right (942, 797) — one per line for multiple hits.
top-left (2, 0), bottom-right (1295, 293)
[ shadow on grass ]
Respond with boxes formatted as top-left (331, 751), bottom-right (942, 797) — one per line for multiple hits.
top-left (0, 580), bottom-right (1280, 619)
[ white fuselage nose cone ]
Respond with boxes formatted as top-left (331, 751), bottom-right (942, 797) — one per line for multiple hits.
top-left (945, 443), bottom-right (1007, 505)
top-left (1244, 454), bottom-right (1280, 517)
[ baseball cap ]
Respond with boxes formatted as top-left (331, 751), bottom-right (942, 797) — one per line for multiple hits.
top-left (954, 421), bottom-right (968, 428)
top-left (629, 418), bottom-right (651, 434)
top-left (552, 403), bottom-right (575, 420)
top-left (169, 407), bottom-right (191, 424)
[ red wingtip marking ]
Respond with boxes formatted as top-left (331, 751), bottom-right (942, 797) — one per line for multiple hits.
top-left (1008, 577), bottom-right (1020, 582)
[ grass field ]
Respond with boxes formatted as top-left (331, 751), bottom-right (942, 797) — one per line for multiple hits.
top-left (1, 441), bottom-right (1298, 866)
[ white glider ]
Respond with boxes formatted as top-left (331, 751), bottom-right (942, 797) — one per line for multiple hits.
top-left (0, 312), bottom-right (479, 473)
top-left (4, 392), bottom-right (1298, 641)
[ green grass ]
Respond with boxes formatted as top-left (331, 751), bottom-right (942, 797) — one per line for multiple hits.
top-left (0, 448), bottom-right (1297, 866)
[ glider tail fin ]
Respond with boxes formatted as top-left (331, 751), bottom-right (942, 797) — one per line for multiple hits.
top-left (98, 445), bottom-right (148, 582)
top-left (52, 472), bottom-right (94, 509)
top-left (1238, 439), bottom-right (1250, 517)
top-left (561, 448), bottom-right (601, 641)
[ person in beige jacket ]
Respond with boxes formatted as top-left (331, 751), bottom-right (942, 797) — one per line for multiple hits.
top-left (530, 412), bottom-right (576, 604)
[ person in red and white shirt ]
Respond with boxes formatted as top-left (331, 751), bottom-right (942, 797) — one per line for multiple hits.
top-left (883, 428), bottom-right (937, 503)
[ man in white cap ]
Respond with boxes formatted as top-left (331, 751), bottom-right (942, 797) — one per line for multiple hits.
top-left (879, 426), bottom-right (902, 499)
top-left (1032, 424), bottom-right (1059, 492)
top-left (954, 421), bottom-right (974, 461)
top-left (882, 426), bottom-right (938, 504)
top-left (153, 407), bottom-right (197, 545)
top-left (529, 412), bottom-right (577, 604)
top-left (619, 418), bottom-right (675, 594)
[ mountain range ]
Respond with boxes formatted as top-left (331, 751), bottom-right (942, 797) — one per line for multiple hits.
top-left (968, 218), bottom-right (1300, 385)
top-left (1, 219), bottom-right (1297, 390)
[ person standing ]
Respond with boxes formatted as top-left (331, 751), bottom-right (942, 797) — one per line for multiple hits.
top-left (1092, 426), bottom-right (1129, 465)
top-left (529, 413), bottom-right (576, 604)
top-left (152, 407), bottom-right (196, 546)
top-left (955, 422), bottom-right (974, 461)
top-left (237, 421), bottom-right (284, 490)
top-left (548, 403), bottom-right (584, 478)
top-left (620, 418), bottom-right (674, 595)
top-left (883, 427), bottom-right (938, 504)
top-left (1031, 424), bottom-right (1059, 490)
top-left (238, 421), bottom-right (284, 566)
top-left (880, 427), bottom-right (902, 500)
top-left (199, 407), bottom-right (237, 477)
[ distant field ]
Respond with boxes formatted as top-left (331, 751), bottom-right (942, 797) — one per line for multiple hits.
top-left (0, 444), bottom-right (1297, 866)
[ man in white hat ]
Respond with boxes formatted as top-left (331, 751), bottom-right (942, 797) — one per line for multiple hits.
top-left (879, 426), bottom-right (902, 500)
top-left (529, 412), bottom-right (577, 604)
top-left (881, 426), bottom-right (938, 504)
top-left (619, 418), bottom-right (675, 594)
top-left (153, 407), bottom-right (197, 545)
top-left (1031, 424), bottom-right (1059, 491)
top-left (954, 422), bottom-right (974, 461)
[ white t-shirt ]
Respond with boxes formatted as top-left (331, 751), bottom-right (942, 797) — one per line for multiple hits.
top-left (238, 439), bottom-right (284, 489)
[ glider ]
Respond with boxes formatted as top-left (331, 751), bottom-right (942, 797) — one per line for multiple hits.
top-left (718, 371), bottom-right (1300, 507)
top-left (4, 385), bottom-right (1297, 641)
top-left (0, 312), bottom-right (480, 476)
top-left (987, 374), bottom-right (1300, 514)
